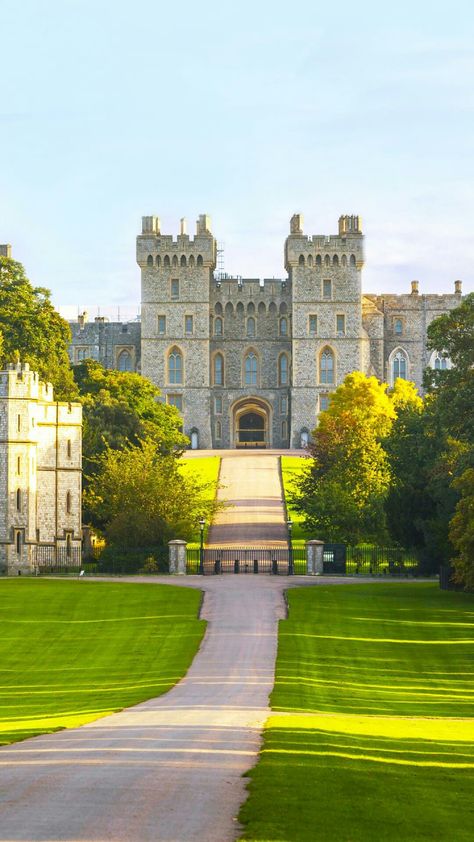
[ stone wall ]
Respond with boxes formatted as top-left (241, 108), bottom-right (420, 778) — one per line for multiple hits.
top-left (0, 364), bottom-right (82, 574)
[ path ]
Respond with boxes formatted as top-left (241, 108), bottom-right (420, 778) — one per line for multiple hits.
top-left (207, 450), bottom-right (295, 546)
top-left (0, 576), bottom-right (298, 842)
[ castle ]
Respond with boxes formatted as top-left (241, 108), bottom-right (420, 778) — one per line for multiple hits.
top-left (0, 363), bottom-right (82, 574)
top-left (69, 213), bottom-right (463, 449)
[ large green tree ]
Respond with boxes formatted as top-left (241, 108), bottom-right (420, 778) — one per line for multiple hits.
top-left (423, 294), bottom-right (474, 585)
top-left (74, 359), bottom-right (188, 478)
top-left (294, 373), bottom-right (399, 543)
top-left (0, 255), bottom-right (76, 398)
top-left (86, 440), bottom-right (219, 547)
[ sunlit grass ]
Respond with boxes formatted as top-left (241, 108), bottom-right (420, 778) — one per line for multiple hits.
top-left (179, 455), bottom-right (221, 545)
top-left (0, 580), bottom-right (205, 746)
top-left (280, 455), bottom-right (311, 545)
top-left (239, 583), bottom-right (474, 841)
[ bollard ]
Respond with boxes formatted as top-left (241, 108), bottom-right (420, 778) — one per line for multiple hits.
top-left (234, 558), bottom-right (239, 574)
top-left (253, 559), bottom-right (258, 574)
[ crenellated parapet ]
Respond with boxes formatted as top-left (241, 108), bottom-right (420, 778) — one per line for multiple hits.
top-left (137, 214), bottom-right (216, 270)
top-left (285, 213), bottom-right (364, 272)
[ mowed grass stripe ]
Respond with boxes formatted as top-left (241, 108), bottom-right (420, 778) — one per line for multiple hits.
top-left (239, 583), bottom-right (474, 842)
top-left (0, 580), bottom-right (205, 746)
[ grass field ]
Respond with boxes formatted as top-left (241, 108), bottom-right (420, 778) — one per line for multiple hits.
top-left (239, 583), bottom-right (474, 841)
top-left (280, 455), bottom-right (311, 546)
top-left (179, 455), bottom-right (221, 545)
top-left (0, 579), bottom-right (205, 746)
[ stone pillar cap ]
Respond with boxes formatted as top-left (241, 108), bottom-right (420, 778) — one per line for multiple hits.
top-left (306, 539), bottom-right (325, 546)
top-left (168, 539), bottom-right (187, 545)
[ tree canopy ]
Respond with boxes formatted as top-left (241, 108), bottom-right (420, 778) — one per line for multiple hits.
top-left (74, 359), bottom-right (188, 478)
top-left (85, 440), bottom-right (219, 547)
top-left (0, 256), bottom-right (76, 398)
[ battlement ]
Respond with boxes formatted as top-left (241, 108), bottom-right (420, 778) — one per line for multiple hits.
top-left (0, 363), bottom-right (54, 401)
top-left (137, 214), bottom-right (216, 269)
top-left (211, 276), bottom-right (291, 301)
top-left (285, 213), bottom-right (364, 271)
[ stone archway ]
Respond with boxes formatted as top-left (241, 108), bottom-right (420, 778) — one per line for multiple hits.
top-left (232, 398), bottom-right (271, 448)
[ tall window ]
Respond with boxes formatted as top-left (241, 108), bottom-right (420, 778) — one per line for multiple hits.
top-left (185, 315), bottom-right (194, 335)
top-left (214, 317), bottom-right (223, 336)
top-left (320, 393), bottom-right (330, 412)
top-left (66, 491), bottom-right (71, 514)
top-left (309, 315), bottom-right (317, 336)
top-left (215, 396), bottom-right (223, 414)
top-left (147, 255), bottom-right (153, 267)
top-left (117, 350), bottom-right (132, 372)
top-left (16, 488), bottom-right (21, 511)
top-left (336, 314), bottom-right (345, 335)
top-left (247, 317), bottom-right (255, 337)
top-left (280, 396), bottom-right (288, 414)
top-left (171, 279), bottom-right (179, 299)
top-left (215, 420), bottom-right (222, 440)
top-left (214, 353), bottom-right (224, 386)
top-left (278, 354), bottom-right (288, 386)
top-left (320, 348), bottom-right (334, 384)
top-left (392, 350), bottom-right (407, 381)
top-left (279, 317), bottom-right (288, 336)
top-left (245, 352), bottom-right (258, 386)
top-left (67, 439), bottom-right (72, 458)
top-left (158, 315), bottom-right (166, 335)
top-left (167, 394), bottom-right (183, 412)
top-left (394, 318), bottom-right (403, 335)
top-left (168, 348), bottom-right (183, 384)
top-left (323, 279), bottom-right (332, 299)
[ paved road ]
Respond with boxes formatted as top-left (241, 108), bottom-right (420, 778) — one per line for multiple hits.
top-left (208, 452), bottom-right (301, 547)
top-left (0, 575), bottom-right (300, 842)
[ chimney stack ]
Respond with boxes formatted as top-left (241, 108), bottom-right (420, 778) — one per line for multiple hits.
top-left (0, 244), bottom-right (12, 258)
top-left (411, 280), bottom-right (419, 295)
top-left (455, 279), bottom-right (462, 295)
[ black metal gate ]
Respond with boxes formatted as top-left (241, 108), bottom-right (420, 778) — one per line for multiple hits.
top-left (186, 546), bottom-right (307, 575)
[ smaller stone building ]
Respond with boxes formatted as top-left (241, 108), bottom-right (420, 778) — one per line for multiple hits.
top-left (0, 363), bottom-right (82, 574)
top-left (68, 313), bottom-right (141, 372)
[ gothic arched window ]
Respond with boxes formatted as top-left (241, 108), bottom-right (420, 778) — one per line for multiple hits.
top-left (245, 352), bottom-right (258, 386)
top-left (168, 348), bottom-right (183, 385)
top-left (392, 350), bottom-right (408, 381)
top-left (117, 350), bottom-right (132, 372)
top-left (214, 353), bottom-right (224, 386)
top-left (279, 354), bottom-right (288, 386)
top-left (147, 255), bottom-right (153, 267)
top-left (320, 348), bottom-right (334, 385)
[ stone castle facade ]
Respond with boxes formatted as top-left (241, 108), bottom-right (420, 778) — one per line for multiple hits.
top-left (0, 363), bottom-right (82, 574)
top-left (67, 213), bottom-right (464, 449)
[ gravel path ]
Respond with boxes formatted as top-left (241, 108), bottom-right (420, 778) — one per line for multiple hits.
top-left (0, 576), bottom-right (300, 842)
top-left (208, 453), bottom-right (290, 546)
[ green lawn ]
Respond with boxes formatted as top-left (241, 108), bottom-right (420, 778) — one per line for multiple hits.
top-left (239, 583), bottom-right (474, 841)
top-left (280, 455), bottom-right (312, 545)
top-left (0, 579), bottom-right (205, 746)
top-left (179, 454), bottom-right (221, 545)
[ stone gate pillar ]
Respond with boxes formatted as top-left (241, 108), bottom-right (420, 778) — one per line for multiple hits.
top-left (168, 540), bottom-right (187, 575)
top-left (306, 540), bottom-right (324, 575)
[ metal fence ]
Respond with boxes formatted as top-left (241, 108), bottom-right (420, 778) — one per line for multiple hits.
top-left (33, 546), bottom-right (83, 575)
top-left (186, 543), bottom-right (420, 576)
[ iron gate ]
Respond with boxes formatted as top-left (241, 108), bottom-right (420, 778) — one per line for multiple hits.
top-left (186, 546), bottom-right (306, 575)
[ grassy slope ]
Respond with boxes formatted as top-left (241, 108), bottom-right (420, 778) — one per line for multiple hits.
top-left (239, 583), bottom-right (474, 841)
top-left (280, 455), bottom-right (312, 545)
top-left (0, 580), bottom-right (205, 746)
top-left (179, 455), bottom-right (221, 545)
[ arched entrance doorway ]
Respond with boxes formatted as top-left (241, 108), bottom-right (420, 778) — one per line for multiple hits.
top-left (232, 398), bottom-right (271, 448)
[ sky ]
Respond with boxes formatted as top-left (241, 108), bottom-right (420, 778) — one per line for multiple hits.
top-left (1, 0), bottom-right (473, 312)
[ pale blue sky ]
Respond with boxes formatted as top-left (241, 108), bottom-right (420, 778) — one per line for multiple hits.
top-left (1, 0), bottom-right (473, 310)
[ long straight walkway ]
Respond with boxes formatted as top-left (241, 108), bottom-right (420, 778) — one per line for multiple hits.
top-left (207, 451), bottom-right (292, 546)
top-left (0, 576), bottom-right (297, 842)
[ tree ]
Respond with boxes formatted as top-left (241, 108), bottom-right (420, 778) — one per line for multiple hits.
top-left (0, 255), bottom-right (76, 398)
top-left (421, 294), bottom-right (474, 586)
top-left (74, 360), bottom-right (188, 479)
top-left (294, 373), bottom-right (397, 543)
top-left (449, 469), bottom-right (474, 590)
top-left (85, 440), bottom-right (219, 547)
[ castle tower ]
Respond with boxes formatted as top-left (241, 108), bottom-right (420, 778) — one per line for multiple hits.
top-left (0, 363), bottom-right (82, 574)
top-left (138, 215), bottom-right (216, 447)
top-left (286, 214), bottom-right (365, 447)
